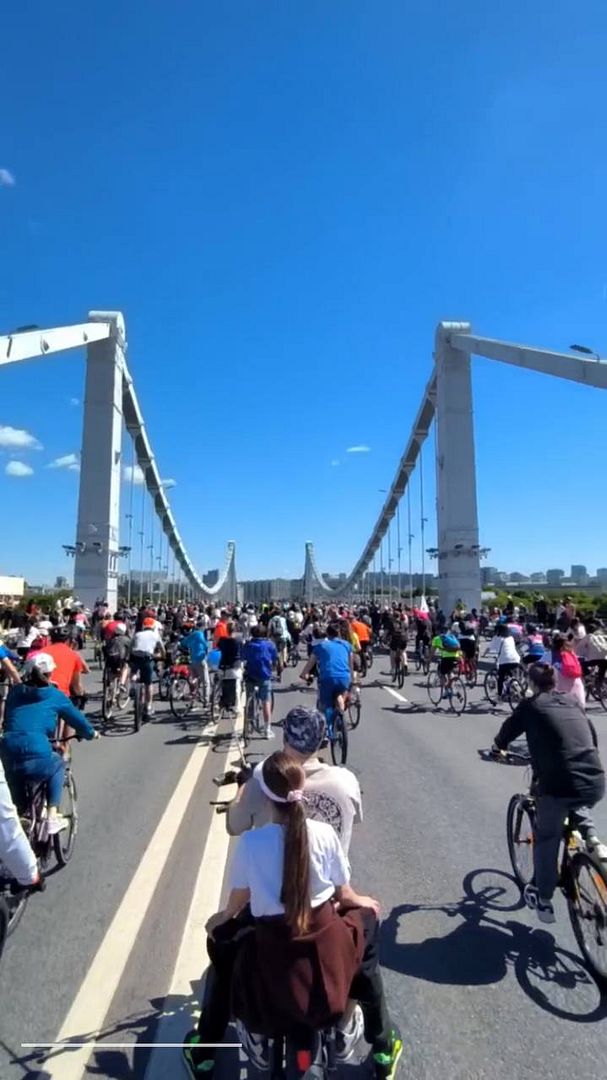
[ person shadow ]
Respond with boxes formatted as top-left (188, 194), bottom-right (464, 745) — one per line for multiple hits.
top-left (380, 868), bottom-right (607, 1023)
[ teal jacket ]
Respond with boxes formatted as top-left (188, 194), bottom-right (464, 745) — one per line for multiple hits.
top-left (2, 685), bottom-right (95, 763)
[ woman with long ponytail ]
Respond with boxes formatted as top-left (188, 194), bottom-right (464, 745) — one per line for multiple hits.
top-left (186, 749), bottom-right (401, 1080)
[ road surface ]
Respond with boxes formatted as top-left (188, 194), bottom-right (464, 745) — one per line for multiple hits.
top-left (1, 650), bottom-right (606, 1080)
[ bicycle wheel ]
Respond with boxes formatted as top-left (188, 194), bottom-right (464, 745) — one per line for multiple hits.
top-left (116, 679), bottom-right (131, 711)
top-left (5, 886), bottom-right (29, 937)
top-left (169, 676), bottom-right (194, 719)
top-left (427, 671), bottom-right (443, 706)
top-left (366, 647), bottom-right (374, 671)
top-left (53, 770), bottom-right (78, 866)
top-left (347, 694), bottom-right (361, 729)
top-left (209, 676), bottom-right (222, 722)
top-left (157, 668), bottom-right (170, 702)
top-left (101, 670), bottom-right (113, 722)
top-left (567, 851), bottom-right (607, 987)
top-left (484, 670), bottom-right (499, 706)
top-left (506, 794), bottom-right (535, 888)
top-left (330, 711), bottom-right (348, 766)
top-left (507, 678), bottom-right (525, 711)
top-left (397, 663), bottom-right (405, 690)
top-left (132, 683), bottom-right (143, 732)
top-left (289, 647), bottom-right (299, 668)
top-left (449, 676), bottom-right (467, 715)
top-left (596, 678), bottom-right (607, 712)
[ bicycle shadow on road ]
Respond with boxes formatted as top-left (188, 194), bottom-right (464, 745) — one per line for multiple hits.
top-left (380, 868), bottom-right (607, 1024)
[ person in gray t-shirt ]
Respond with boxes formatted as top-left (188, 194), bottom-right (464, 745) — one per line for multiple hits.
top-left (227, 707), bottom-right (362, 854)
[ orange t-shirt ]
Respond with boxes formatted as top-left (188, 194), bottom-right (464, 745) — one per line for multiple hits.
top-left (213, 621), bottom-right (228, 647)
top-left (351, 620), bottom-right (371, 643)
top-left (44, 643), bottom-right (85, 696)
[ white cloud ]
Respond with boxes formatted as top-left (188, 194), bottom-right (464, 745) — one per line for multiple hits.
top-left (330, 459), bottom-right (340, 467)
top-left (0, 169), bottom-right (15, 188)
top-left (161, 477), bottom-right (176, 489)
top-left (346, 445), bottom-right (371, 454)
top-left (47, 453), bottom-right (79, 470)
top-left (123, 464), bottom-right (145, 485)
top-left (69, 397), bottom-right (80, 407)
top-left (0, 425), bottom-right (42, 451)
top-left (6, 460), bottom-right (33, 477)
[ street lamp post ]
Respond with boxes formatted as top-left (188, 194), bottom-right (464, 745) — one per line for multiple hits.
top-left (396, 501), bottom-right (402, 602)
top-left (407, 486), bottom-right (414, 606)
top-left (419, 451), bottom-right (427, 598)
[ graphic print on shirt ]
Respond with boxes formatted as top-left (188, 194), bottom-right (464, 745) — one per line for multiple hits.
top-left (305, 791), bottom-right (344, 841)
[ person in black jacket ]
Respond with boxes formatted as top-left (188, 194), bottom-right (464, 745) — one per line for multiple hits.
top-left (493, 663), bottom-right (606, 924)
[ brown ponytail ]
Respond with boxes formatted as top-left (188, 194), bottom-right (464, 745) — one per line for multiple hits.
top-left (261, 751), bottom-right (311, 935)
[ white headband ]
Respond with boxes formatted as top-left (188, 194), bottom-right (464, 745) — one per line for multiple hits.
top-left (254, 762), bottom-right (308, 805)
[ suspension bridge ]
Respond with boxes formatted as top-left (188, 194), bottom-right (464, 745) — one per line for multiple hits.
top-left (1, 312), bottom-right (605, 611)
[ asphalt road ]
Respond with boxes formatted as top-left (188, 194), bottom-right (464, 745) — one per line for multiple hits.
top-left (1, 649), bottom-right (606, 1080)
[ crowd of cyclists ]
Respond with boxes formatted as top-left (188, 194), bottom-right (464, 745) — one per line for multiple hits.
top-left (0, 589), bottom-right (606, 1076)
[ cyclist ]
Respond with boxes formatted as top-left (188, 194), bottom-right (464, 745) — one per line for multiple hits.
top-left (216, 621), bottom-right (242, 712)
top-left (242, 626), bottom-right (277, 739)
top-left (486, 623), bottom-right (521, 698)
top-left (493, 663), bottom-right (606, 923)
top-left (130, 617), bottom-right (165, 720)
top-left (37, 626), bottom-right (89, 700)
top-left (351, 613), bottom-right (372, 675)
top-left (576, 619), bottom-right (607, 691)
top-left (521, 624), bottom-right (545, 667)
top-left (185, 750), bottom-right (401, 1080)
top-left (180, 618), bottom-right (210, 707)
top-left (1, 653), bottom-right (97, 835)
top-left (228, 706), bottom-right (362, 852)
top-left (457, 620), bottom-right (478, 679)
top-left (387, 618), bottom-right (408, 682)
top-left (268, 608), bottom-right (290, 669)
top-left (430, 627), bottom-right (461, 691)
top-left (103, 622), bottom-right (132, 691)
top-left (300, 622), bottom-right (353, 716)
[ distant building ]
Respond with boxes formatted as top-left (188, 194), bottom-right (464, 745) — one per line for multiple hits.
top-left (509, 573), bottom-right (530, 583)
top-left (597, 568), bottom-right (607, 585)
top-left (481, 566), bottom-right (499, 585)
top-left (55, 576), bottom-right (69, 589)
top-left (203, 569), bottom-right (219, 588)
top-left (571, 564), bottom-right (589, 585)
top-left (530, 573), bottom-right (546, 583)
top-left (546, 568), bottom-right (565, 586)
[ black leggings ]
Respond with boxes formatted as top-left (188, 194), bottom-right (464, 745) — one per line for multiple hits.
top-left (194, 907), bottom-right (391, 1061)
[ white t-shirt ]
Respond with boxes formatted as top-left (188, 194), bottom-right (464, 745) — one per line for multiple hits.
top-left (131, 628), bottom-right (162, 655)
top-left (229, 818), bottom-right (350, 918)
top-left (489, 635), bottom-right (519, 665)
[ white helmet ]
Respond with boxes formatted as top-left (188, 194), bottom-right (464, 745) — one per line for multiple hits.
top-left (23, 652), bottom-right (57, 677)
top-left (114, 622), bottom-right (127, 635)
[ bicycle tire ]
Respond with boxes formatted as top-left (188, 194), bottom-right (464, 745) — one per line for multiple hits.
top-left (209, 676), bottom-right (221, 723)
top-left (506, 793), bottom-right (535, 889)
top-left (169, 676), bottom-right (194, 719)
top-left (427, 671), bottom-right (443, 706)
top-left (347, 695), bottom-right (361, 730)
top-left (330, 711), bottom-right (348, 766)
top-left (484, 670), bottom-right (499, 706)
top-left (507, 678), bottom-right (525, 712)
top-left (116, 680), bottom-right (131, 711)
top-left (449, 676), bottom-right (467, 715)
top-left (54, 771), bottom-right (78, 866)
top-left (101, 669), bottom-right (113, 722)
top-left (596, 679), bottom-right (607, 712)
top-left (132, 683), bottom-right (142, 733)
top-left (366, 648), bottom-right (374, 671)
top-left (397, 665), bottom-right (405, 690)
top-left (567, 851), bottom-right (607, 988)
top-left (4, 885), bottom-right (29, 938)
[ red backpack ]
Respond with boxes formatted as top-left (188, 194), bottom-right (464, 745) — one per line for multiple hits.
top-left (560, 650), bottom-right (582, 679)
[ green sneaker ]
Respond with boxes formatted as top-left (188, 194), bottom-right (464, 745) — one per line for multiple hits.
top-left (373, 1029), bottom-right (403, 1079)
top-left (182, 1031), bottom-right (215, 1077)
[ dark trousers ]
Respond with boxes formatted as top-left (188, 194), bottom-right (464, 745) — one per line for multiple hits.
top-left (195, 906), bottom-right (392, 1057)
top-left (498, 663), bottom-right (519, 696)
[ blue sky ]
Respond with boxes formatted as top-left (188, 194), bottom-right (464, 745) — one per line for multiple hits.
top-left (1, 1), bottom-right (606, 585)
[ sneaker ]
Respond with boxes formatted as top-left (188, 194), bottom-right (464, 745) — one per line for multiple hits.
top-left (47, 815), bottom-right (69, 836)
top-left (265, 727), bottom-right (275, 740)
top-left (144, 708), bottom-right (155, 720)
top-left (586, 836), bottom-right (607, 861)
top-left (523, 884), bottom-right (555, 924)
top-left (182, 1031), bottom-right (214, 1077)
top-left (335, 1004), bottom-right (364, 1062)
top-left (373, 1029), bottom-right (403, 1078)
top-left (235, 1021), bottom-right (270, 1071)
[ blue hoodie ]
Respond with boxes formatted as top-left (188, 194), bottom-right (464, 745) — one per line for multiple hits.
top-left (179, 629), bottom-right (209, 664)
top-left (3, 685), bottom-right (95, 764)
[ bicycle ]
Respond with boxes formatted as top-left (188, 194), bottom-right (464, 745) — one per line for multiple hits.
top-left (101, 663), bottom-right (131, 723)
top-left (459, 653), bottom-right (478, 688)
top-left (243, 679), bottom-right (274, 744)
top-left (392, 650), bottom-right (407, 689)
top-left (360, 641), bottom-right (373, 677)
top-left (484, 664), bottom-right (526, 711)
top-left (414, 642), bottom-right (431, 675)
top-left (130, 668), bottom-right (144, 732)
top-left (92, 638), bottom-right (104, 671)
top-left (427, 664), bottom-right (467, 715)
top-left (169, 665), bottom-right (207, 720)
top-left (345, 685), bottom-right (362, 730)
top-left (485, 748), bottom-right (607, 988)
top-left (0, 877), bottom-right (45, 962)
top-left (324, 696), bottom-right (349, 766)
top-left (287, 641), bottom-right (300, 668)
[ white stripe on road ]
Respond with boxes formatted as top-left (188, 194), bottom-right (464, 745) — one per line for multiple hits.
top-left (42, 727), bottom-right (220, 1080)
top-left (143, 750), bottom-right (237, 1079)
top-left (382, 685), bottom-right (409, 704)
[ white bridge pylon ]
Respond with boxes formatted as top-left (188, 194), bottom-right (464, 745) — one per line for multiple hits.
top-left (306, 321), bottom-right (607, 612)
top-left (0, 312), bottom-right (238, 609)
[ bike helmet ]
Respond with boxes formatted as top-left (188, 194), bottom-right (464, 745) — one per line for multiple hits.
top-left (114, 622), bottom-right (127, 635)
top-left (23, 652), bottom-right (56, 677)
top-left (142, 617), bottom-right (156, 629)
top-left (50, 625), bottom-right (70, 643)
